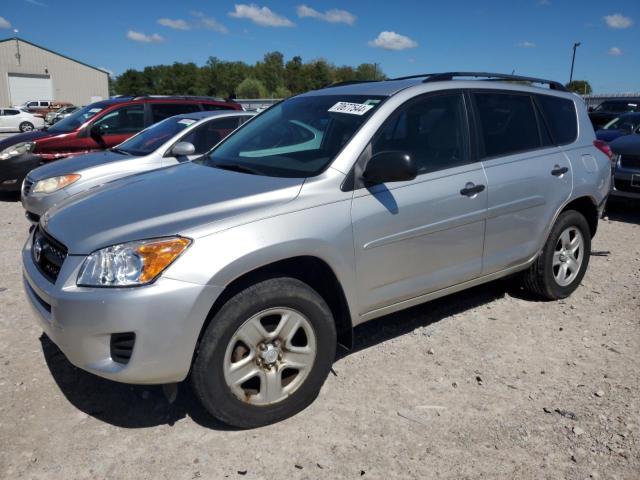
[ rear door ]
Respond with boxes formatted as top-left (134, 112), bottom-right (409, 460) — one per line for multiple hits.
top-left (351, 92), bottom-right (488, 315)
top-left (473, 90), bottom-right (572, 274)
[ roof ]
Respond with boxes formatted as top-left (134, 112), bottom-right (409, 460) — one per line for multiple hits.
top-left (302, 78), bottom-right (423, 97)
top-left (0, 37), bottom-right (109, 75)
top-left (172, 110), bottom-right (254, 121)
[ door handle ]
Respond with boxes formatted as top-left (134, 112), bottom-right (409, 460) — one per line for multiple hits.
top-left (551, 165), bottom-right (569, 176)
top-left (460, 183), bottom-right (485, 197)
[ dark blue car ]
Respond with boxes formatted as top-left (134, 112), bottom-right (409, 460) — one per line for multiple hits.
top-left (595, 112), bottom-right (640, 143)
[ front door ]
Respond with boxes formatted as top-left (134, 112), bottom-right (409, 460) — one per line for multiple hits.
top-left (351, 92), bottom-right (488, 316)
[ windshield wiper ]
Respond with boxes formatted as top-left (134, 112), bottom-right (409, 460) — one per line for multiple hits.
top-left (212, 162), bottom-right (260, 175)
top-left (111, 147), bottom-right (131, 155)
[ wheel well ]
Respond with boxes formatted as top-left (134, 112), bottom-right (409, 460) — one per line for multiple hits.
top-left (198, 256), bottom-right (353, 351)
top-left (561, 196), bottom-right (598, 237)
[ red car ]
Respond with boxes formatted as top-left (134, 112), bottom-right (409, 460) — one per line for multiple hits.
top-left (0, 96), bottom-right (242, 192)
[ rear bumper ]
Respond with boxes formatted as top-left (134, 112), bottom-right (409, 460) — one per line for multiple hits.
top-left (611, 166), bottom-right (640, 199)
top-left (22, 232), bottom-right (223, 384)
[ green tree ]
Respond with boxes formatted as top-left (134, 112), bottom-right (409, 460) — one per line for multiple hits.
top-left (256, 51), bottom-right (285, 94)
top-left (565, 80), bottom-right (592, 95)
top-left (285, 56), bottom-right (305, 94)
top-left (355, 63), bottom-right (385, 81)
top-left (236, 78), bottom-right (268, 98)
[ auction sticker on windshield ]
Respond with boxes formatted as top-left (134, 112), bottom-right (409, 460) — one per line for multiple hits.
top-left (329, 102), bottom-right (375, 115)
top-left (178, 119), bottom-right (196, 126)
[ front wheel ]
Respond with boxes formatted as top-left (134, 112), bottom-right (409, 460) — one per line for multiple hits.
top-left (19, 122), bottom-right (35, 132)
top-left (191, 277), bottom-right (336, 428)
top-left (523, 210), bottom-right (591, 300)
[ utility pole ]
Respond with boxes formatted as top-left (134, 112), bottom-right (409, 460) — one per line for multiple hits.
top-left (569, 42), bottom-right (581, 84)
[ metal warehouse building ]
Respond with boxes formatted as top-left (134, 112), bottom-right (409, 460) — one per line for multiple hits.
top-left (0, 37), bottom-right (109, 107)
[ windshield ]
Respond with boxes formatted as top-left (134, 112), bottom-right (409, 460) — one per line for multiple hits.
top-left (198, 94), bottom-right (385, 177)
top-left (117, 116), bottom-right (199, 156)
top-left (47, 103), bottom-right (107, 133)
top-left (603, 115), bottom-right (639, 130)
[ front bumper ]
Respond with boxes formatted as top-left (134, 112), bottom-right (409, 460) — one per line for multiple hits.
top-left (22, 232), bottom-right (223, 384)
top-left (0, 154), bottom-right (44, 192)
top-left (611, 165), bottom-right (640, 200)
top-left (21, 187), bottom-right (69, 219)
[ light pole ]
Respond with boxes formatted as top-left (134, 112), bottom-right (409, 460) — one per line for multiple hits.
top-left (569, 42), bottom-right (581, 84)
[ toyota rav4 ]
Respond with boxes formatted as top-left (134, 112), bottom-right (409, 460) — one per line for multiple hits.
top-left (22, 73), bottom-right (611, 428)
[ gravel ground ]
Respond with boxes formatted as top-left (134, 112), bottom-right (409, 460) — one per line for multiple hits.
top-left (0, 195), bottom-right (638, 480)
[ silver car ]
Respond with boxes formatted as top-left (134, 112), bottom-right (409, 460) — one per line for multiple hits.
top-left (22, 72), bottom-right (611, 428)
top-left (21, 110), bottom-right (253, 221)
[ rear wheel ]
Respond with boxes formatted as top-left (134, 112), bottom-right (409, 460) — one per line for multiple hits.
top-left (523, 210), bottom-right (591, 299)
top-left (191, 277), bottom-right (336, 428)
top-left (19, 122), bottom-right (34, 132)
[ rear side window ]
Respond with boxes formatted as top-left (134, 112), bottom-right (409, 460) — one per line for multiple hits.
top-left (201, 103), bottom-right (234, 111)
top-left (473, 92), bottom-right (540, 158)
top-left (536, 95), bottom-right (578, 145)
top-left (151, 103), bottom-right (201, 123)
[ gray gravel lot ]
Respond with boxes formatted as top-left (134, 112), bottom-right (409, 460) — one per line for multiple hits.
top-left (0, 192), bottom-right (638, 479)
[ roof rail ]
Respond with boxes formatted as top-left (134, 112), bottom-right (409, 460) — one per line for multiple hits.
top-left (414, 72), bottom-right (567, 91)
top-left (325, 79), bottom-right (380, 88)
top-left (130, 95), bottom-right (229, 102)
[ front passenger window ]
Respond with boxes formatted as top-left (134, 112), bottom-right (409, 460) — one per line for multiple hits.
top-left (372, 93), bottom-right (470, 175)
top-left (92, 105), bottom-right (145, 134)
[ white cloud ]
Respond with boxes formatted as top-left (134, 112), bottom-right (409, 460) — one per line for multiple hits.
top-left (517, 41), bottom-right (536, 48)
top-left (296, 5), bottom-right (355, 25)
top-left (0, 16), bottom-right (11, 29)
top-left (603, 13), bottom-right (633, 29)
top-left (24, 0), bottom-right (46, 6)
top-left (608, 47), bottom-right (623, 56)
top-left (369, 31), bottom-right (418, 51)
top-left (536, 0), bottom-right (550, 6)
top-left (190, 11), bottom-right (229, 33)
top-left (158, 18), bottom-right (191, 30)
top-left (126, 30), bottom-right (164, 43)
top-left (229, 4), bottom-right (294, 27)
top-left (98, 67), bottom-right (114, 77)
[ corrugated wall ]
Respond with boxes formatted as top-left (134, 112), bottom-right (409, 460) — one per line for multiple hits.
top-left (0, 39), bottom-right (109, 107)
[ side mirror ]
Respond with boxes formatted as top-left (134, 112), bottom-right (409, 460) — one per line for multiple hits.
top-left (588, 106), bottom-right (595, 113)
top-left (362, 151), bottom-right (417, 185)
top-left (171, 141), bottom-right (196, 157)
top-left (90, 124), bottom-right (107, 139)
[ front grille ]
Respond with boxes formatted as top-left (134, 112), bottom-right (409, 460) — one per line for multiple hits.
top-left (32, 227), bottom-right (68, 283)
top-left (22, 176), bottom-right (34, 197)
top-left (110, 332), bottom-right (136, 364)
top-left (620, 155), bottom-right (640, 170)
top-left (614, 178), bottom-right (640, 193)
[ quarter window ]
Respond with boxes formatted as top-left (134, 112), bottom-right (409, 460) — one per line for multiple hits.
top-left (536, 95), bottom-right (578, 145)
top-left (473, 92), bottom-right (540, 157)
top-left (372, 93), bottom-right (470, 175)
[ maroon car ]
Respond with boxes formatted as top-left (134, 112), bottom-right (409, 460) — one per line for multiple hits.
top-left (0, 96), bottom-right (242, 192)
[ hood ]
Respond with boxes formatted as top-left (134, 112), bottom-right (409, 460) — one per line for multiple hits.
top-left (595, 129), bottom-right (624, 143)
top-left (610, 134), bottom-right (640, 156)
top-left (42, 162), bottom-right (304, 254)
top-left (28, 150), bottom-right (132, 181)
top-left (0, 130), bottom-right (52, 151)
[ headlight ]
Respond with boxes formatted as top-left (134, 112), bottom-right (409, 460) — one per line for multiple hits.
top-left (77, 237), bottom-right (191, 287)
top-left (0, 142), bottom-right (34, 160)
top-left (33, 174), bottom-right (81, 194)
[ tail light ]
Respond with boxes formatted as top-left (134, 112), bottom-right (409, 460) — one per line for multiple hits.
top-left (593, 139), bottom-right (613, 162)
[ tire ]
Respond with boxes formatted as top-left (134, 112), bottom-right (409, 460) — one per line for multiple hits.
top-left (192, 277), bottom-right (336, 428)
top-left (523, 210), bottom-right (591, 300)
top-left (19, 122), bottom-right (34, 132)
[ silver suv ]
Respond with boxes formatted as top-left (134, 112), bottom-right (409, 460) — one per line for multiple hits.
top-left (22, 72), bottom-right (611, 428)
